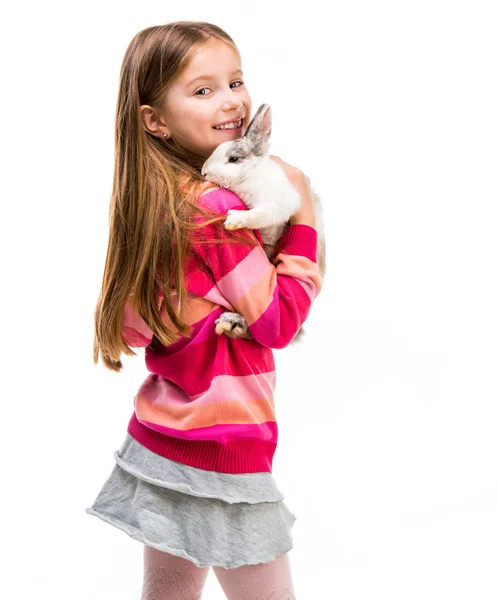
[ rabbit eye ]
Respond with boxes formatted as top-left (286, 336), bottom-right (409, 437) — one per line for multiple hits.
top-left (228, 157), bottom-right (239, 163)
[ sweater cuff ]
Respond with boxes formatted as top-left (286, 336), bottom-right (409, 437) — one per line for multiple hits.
top-left (277, 224), bottom-right (318, 262)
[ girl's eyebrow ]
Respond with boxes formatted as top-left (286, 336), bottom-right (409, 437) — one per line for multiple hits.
top-left (186, 69), bottom-right (243, 87)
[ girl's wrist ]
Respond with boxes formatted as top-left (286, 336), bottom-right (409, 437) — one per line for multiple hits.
top-left (289, 215), bottom-right (316, 228)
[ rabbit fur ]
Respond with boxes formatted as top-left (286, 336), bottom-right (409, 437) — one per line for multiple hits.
top-left (201, 103), bottom-right (326, 344)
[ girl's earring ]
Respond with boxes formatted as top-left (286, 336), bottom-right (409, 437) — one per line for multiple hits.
top-left (163, 131), bottom-right (170, 139)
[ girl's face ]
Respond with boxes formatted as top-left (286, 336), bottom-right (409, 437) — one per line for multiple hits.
top-left (142, 40), bottom-right (252, 160)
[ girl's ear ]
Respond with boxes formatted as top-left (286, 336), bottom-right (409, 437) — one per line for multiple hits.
top-left (140, 104), bottom-right (168, 138)
top-left (244, 104), bottom-right (272, 155)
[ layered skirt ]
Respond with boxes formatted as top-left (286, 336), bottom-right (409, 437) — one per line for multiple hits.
top-left (85, 432), bottom-right (297, 569)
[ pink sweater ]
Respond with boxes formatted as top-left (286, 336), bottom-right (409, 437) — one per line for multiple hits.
top-left (122, 187), bottom-right (323, 473)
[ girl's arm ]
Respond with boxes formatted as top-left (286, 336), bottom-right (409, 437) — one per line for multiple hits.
top-left (194, 189), bottom-right (323, 349)
top-left (121, 293), bottom-right (154, 348)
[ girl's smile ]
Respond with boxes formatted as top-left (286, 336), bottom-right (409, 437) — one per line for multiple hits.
top-left (212, 120), bottom-right (244, 133)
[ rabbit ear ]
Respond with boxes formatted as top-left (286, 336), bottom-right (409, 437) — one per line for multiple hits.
top-left (243, 103), bottom-right (272, 156)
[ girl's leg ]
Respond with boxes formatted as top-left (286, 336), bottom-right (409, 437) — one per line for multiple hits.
top-left (212, 552), bottom-right (296, 600)
top-left (141, 545), bottom-right (210, 600)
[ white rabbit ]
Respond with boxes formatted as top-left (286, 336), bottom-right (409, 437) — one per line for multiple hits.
top-left (200, 103), bottom-right (326, 344)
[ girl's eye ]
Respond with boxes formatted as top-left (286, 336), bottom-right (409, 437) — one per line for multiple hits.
top-left (228, 157), bottom-right (239, 163)
top-left (195, 80), bottom-right (244, 96)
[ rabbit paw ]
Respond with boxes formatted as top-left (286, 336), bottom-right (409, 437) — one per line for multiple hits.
top-left (215, 312), bottom-right (253, 340)
top-left (224, 210), bottom-right (249, 230)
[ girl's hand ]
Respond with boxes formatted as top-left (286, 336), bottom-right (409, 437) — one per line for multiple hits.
top-left (269, 155), bottom-right (316, 228)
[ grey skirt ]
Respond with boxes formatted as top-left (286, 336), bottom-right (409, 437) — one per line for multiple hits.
top-left (85, 432), bottom-right (297, 569)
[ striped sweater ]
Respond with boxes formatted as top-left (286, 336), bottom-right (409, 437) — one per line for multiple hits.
top-left (122, 186), bottom-right (323, 474)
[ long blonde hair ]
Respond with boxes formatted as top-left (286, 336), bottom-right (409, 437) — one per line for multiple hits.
top-left (93, 22), bottom-right (258, 372)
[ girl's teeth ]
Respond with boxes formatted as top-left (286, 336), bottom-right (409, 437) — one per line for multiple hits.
top-left (214, 119), bottom-right (242, 130)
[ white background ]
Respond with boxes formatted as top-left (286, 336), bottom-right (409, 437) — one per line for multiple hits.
top-left (2, 1), bottom-right (497, 598)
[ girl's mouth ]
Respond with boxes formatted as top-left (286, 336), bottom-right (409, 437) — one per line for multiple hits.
top-left (212, 118), bottom-right (243, 133)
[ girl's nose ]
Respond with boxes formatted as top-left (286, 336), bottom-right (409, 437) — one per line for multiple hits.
top-left (222, 100), bottom-right (243, 111)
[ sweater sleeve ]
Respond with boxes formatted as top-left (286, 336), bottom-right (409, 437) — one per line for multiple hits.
top-left (121, 293), bottom-right (154, 348)
top-left (193, 188), bottom-right (323, 349)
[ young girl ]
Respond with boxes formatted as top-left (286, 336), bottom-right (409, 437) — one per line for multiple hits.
top-left (86, 21), bottom-right (322, 600)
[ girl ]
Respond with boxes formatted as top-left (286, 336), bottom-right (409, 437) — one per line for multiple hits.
top-left (86, 21), bottom-right (321, 600)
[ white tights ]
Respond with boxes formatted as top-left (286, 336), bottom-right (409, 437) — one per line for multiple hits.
top-left (141, 545), bottom-right (297, 600)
